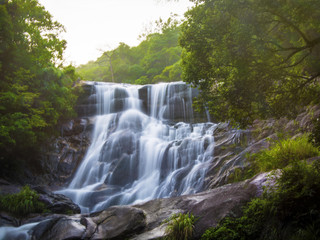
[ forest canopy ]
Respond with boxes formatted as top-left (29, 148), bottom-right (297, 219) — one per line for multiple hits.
top-left (180, 0), bottom-right (320, 127)
top-left (76, 16), bottom-right (183, 84)
top-left (0, 0), bottom-right (78, 174)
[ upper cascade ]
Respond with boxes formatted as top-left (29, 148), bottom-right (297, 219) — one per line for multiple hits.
top-left (58, 81), bottom-right (215, 213)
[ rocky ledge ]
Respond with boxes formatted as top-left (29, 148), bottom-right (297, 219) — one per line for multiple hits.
top-left (0, 172), bottom-right (271, 240)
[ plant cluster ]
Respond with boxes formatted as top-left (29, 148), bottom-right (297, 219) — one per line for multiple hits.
top-left (252, 134), bottom-right (320, 172)
top-left (163, 212), bottom-right (196, 240)
top-left (0, 185), bottom-right (47, 217)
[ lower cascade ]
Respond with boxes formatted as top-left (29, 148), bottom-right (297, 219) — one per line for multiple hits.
top-left (58, 81), bottom-right (216, 213)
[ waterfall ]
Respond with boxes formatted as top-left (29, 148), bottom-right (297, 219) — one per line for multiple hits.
top-left (58, 81), bottom-right (216, 213)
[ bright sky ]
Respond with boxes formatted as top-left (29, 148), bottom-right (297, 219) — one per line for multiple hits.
top-left (38, 0), bottom-right (194, 66)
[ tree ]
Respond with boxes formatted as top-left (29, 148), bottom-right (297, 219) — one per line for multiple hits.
top-left (0, 0), bottom-right (77, 176)
top-left (180, 0), bottom-right (320, 127)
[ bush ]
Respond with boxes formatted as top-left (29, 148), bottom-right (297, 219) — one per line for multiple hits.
top-left (0, 185), bottom-right (46, 217)
top-left (271, 161), bottom-right (320, 224)
top-left (163, 212), bottom-right (196, 240)
top-left (253, 134), bottom-right (320, 172)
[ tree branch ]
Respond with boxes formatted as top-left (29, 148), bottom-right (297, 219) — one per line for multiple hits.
top-left (266, 9), bottom-right (310, 44)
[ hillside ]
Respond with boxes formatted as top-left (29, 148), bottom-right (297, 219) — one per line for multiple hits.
top-left (76, 18), bottom-right (183, 84)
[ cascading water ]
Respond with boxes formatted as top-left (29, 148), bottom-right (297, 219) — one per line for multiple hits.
top-left (58, 81), bottom-right (216, 213)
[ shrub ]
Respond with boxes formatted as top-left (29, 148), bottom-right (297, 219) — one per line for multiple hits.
top-left (253, 134), bottom-right (320, 172)
top-left (271, 161), bottom-right (320, 224)
top-left (163, 212), bottom-right (196, 240)
top-left (0, 185), bottom-right (46, 217)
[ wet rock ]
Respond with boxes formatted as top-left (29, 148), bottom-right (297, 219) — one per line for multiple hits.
top-left (36, 117), bottom-right (94, 186)
top-left (33, 186), bottom-right (81, 214)
top-left (138, 85), bottom-right (150, 114)
top-left (114, 87), bottom-right (129, 99)
top-left (31, 216), bottom-right (86, 240)
top-left (0, 212), bottom-right (19, 227)
top-left (90, 206), bottom-right (146, 239)
top-left (108, 153), bottom-right (139, 187)
top-left (31, 216), bottom-right (63, 240)
top-left (75, 82), bottom-right (96, 118)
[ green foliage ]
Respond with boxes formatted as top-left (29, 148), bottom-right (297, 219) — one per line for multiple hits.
top-left (180, 0), bottom-right (320, 127)
top-left (227, 134), bottom-right (320, 184)
top-left (0, 185), bottom-right (47, 217)
top-left (227, 167), bottom-right (255, 184)
top-left (202, 160), bottom-right (320, 240)
top-left (163, 213), bottom-right (196, 240)
top-left (0, 0), bottom-right (78, 176)
top-left (252, 134), bottom-right (320, 172)
top-left (77, 17), bottom-right (183, 84)
top-left (309, 117), bottom-right (320, 148)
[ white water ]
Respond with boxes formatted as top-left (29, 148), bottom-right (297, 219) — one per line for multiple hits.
top-left (0, 222), bottom-right (39, 240)
top-left (58, 81), bottom-right (216, 213)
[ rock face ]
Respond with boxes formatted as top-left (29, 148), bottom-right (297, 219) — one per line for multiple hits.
top-left (137, 83), bottom-right (208, 123)
top-left (32, 81), bottom-right (209, 187)
top-left (203, 104), bottom-right (320, 189)
top-left (75, 82), bottom-right (96, 117)
top-left (36, 117), bottom-right (94, 186)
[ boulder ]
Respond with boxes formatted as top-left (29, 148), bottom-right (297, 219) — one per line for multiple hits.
top-left (30, 206), bottom-right (146, 240)
top-left (90, 206), bottom-right (146, 239)
top-left (33, 186), bottom-right (81, 214)
top-left (31, 216), bottom-right (87, 240)
top-left (134, 177), bottom-right (259, 239)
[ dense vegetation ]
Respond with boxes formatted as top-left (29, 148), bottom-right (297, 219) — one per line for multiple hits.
top-left (180, 0), bottom-right (320, 127)
top-left (202, 156), bottom-right (320, 239)
top-left (0, 0), bottom-right (79, 176)
top-left (76, 17), bottom-right (183, 84)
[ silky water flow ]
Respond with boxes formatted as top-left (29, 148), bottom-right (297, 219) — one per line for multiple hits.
top-left (58, 81), bottom-right (216, 213)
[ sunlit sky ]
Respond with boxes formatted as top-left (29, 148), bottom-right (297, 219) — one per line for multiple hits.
top-left (38, 0), bottom-right (194, 66)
